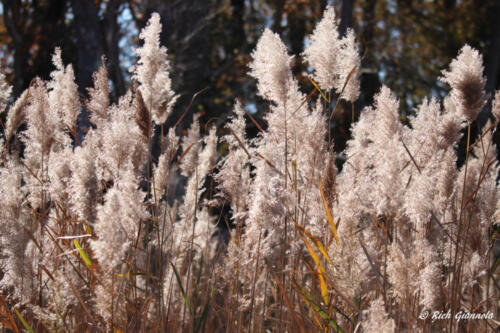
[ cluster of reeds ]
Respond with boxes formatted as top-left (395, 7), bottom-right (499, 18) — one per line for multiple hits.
top-left (0, 6), bottom-right (499, 332)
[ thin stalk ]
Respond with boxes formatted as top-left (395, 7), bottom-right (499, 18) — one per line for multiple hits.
top-left (183, 166), bottom-right (199, 330)
top-left (280, 97), bottom-right (288, 332)
top-left (327, 91), bottom-right (332, 152)
top-left (450, 121), bottom-right (471, 333)
top-left (249, 228), bottom-right (263, 332)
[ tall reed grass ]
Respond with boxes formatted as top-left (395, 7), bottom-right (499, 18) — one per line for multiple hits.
top-left (0, 6), bottom-right (499, 332)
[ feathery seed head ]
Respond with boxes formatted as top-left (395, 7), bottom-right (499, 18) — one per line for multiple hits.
top-left (48, 48), bottom-right (81, 135)
top-left (249, 28), bottom-right (293, 105)
top-left (86, 61), bottom-right (110, 127)
top-left (303, 5), bottom-right (340, 92)
top-left (133, 12), bottom-right (178, 124)
top-left (374, 86), bottom-right (401, 140)
top-left (492, 90), bottom-right (500, 122)
top-left (337, 29), bottom-right (361, 102)
top-left (0, 72), bottom-right (12, 113)
top-left (440, 45), bottom-right (486, 122)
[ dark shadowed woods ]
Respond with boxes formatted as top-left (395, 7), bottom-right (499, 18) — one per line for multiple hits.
top-left (1, 0), bottom-right (499, 144)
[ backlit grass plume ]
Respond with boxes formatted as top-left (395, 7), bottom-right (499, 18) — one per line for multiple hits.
top-left (0, 8), bottom-right (498, 333)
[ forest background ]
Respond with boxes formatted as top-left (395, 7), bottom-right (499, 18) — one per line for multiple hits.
top-left (0, 0), bottom-right (499, 165)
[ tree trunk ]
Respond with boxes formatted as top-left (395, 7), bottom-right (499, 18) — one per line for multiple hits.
top-left (339, 0), bottom-right (355, 36)
top-left (69, 0), bottom-right (104, 92)
top-left (2, 0), bottom-right (68, 95)
top-left (271, 0), bottom-right (285, 35)
top-left (478, 0), bottom-right (500, 127)
top-left (70, 0), bottom-right (105, 140)
top-left (359, 0), bottom-right (380, 108)
top-left (104, 0), bottom-right (126, 99)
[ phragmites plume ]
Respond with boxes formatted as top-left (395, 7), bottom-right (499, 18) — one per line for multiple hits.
top-left (133, 12), bottom-right (178, 124)
top-left (24, 79), bottom-right (58, 156)
top-left (362, 297), bottom-right (396, 333)
top-left (197, 127), bottom-right (218, 183)
top-left (492, 90), bottom-right (500, 122)
top-left (322, 150), bottom-right (337, 208)
top-left (0, 161), bottom-right (32, 303)
top-left (440, 45), bottom-right (487, 122)
top-left (0, 72), bottom-right (12, 112)
top-left (338, 29), bottom-right (361, 102)
top-left (249, 28), bottom-right (293, 105)
top-left (153, 128), bottom-right (179, 200)
top-left (215, 100), bottom-right (251, 211)
top-left (303, 5), bottom-right (361, 101)
top-left (98, 91), bottom-right (147, 178)
top-left (48, 47), bottom-right (81, 135)
top-left (86, 60), bottom-right (110, 128)
top-left (373, 86), bottom-right (401, 140)
top-left (180, 126), bottom-right (218, 221)
top-left (69, 145), bottom-right (98, 223)
top-left (303, 5), bottom-right (339, 92)
top-left (91, 168), bottom-right (148, 274)
top-left (133, 87), bottom-right (152, 140)
top-left (4, 89), bottom-right (28, 143)
top-left (179, 113), bottom-right (202, 178)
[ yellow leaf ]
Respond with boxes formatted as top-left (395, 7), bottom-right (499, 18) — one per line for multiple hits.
top-left (303, 236), bottom-right (329, 306)
top-left (83, 221), bottom-right (92, 235)
top-left (308, 77), bottom-right (330, 103)
top-left (293, 219), bottom-right (333, 265)
top-left (319, 181), bottom-right (340, 246)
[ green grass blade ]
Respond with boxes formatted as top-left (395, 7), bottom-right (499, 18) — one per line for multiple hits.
top-left (14, 309), bottom-right (34, 333)
top-left (332, 305), bottom-right (353, 324)
top-left (295, 283), bottom-right (343, 333)
top-left (73, 239), bottom-right (92, 268)
top-left (194, 301), bottom-right (210, 333)
top-left (194, 257), bottom-right (204, 298)
top-left (196, 285), bottom-right (215, 333)
top-left (491, 256), bottom-right (500, 273)
top-left (170, 262), bottom-right (193, 316)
